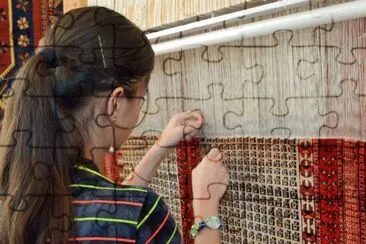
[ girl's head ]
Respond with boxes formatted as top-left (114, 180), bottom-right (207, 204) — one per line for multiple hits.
top-left (0, 7), bottom-right (154, 243)
top-left (38, 6), bottom-right (154, 149)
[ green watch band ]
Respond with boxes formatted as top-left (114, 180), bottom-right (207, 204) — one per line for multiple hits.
top-left (189, 216), bottom-right (223, 239)
top-left (189, 222), bottom-right (201, 239)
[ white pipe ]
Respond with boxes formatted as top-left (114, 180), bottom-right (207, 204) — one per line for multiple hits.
top-left (146, 0), bottom-right (309, 40)
top-left (152, 0), bottom-right (366, 56)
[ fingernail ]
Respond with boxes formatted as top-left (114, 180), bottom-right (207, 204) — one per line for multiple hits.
top-left (208, 148), bottom-right (222, 161)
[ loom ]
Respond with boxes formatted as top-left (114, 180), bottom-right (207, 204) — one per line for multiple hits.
top-left (93, 0), bottom-right (366, 243)
top-left (1, 0), bottom-right (366, 243)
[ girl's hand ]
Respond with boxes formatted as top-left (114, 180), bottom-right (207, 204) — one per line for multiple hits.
top-left (192, 148), bottom-right (229, 204)
top-left (157, 110), bottom-right (204, 148)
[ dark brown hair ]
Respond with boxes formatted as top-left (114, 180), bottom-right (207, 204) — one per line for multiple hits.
top-left (0, 7), bottom-right (154, 243)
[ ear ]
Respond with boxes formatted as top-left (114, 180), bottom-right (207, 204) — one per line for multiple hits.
top-left (107, 86), bottom-right (124, 119)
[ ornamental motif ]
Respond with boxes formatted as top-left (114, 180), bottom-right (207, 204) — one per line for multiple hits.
top-left (17, 35), bottom-right (30, 47)
top-left (16, 0), bottom-right (29, 13)
top-left (17, 16), bottom-right (29, 30)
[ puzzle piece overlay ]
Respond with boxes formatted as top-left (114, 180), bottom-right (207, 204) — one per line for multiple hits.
top-left (1, 0), bottom-right (366, 243)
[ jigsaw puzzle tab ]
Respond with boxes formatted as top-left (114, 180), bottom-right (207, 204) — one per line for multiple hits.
top-left (181, 83), bottom-right (242, 137)
top-left (313, 19), bottom-right (366, 64)
top-left (184, 39), bottom-right (264, 100)
top-left (317, 79), bottom-right (366, 139)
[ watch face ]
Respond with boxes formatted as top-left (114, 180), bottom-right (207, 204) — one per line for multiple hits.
top-left (205, 216), bottom-right (222, 229)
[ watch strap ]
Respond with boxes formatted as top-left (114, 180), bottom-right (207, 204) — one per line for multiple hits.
top-left (189, 216), bottom-right (223, 239)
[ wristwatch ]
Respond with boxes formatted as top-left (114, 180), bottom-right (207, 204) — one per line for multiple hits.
top-left (189, 216), bottom-right (223, 239)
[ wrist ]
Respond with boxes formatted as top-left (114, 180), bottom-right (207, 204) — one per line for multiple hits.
top-left (193, 200), bottom-right (219, 221)
top-left (193, 198), bottom-right (219, 207)
top-left (153, 142), bottom-right (174, 154)
top-left (190, 216), bottom-right (223, 239)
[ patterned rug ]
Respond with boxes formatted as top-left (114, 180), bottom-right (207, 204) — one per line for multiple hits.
top-left (0, 0), bottom-right (63, 120)
top-left (117, 136), bottom-right (366, 244)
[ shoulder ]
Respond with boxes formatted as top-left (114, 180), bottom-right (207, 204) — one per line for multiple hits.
top-left (140, 187), bottom-right (166, 209)
top-left (69, 165), bottom-right (183, 241)
top-left (138, 186), bottom-right (175, 222)
top-left (70, 167), bottom-right (150, 201)
top-left (71, 179), bottom-right (181, 243)
top-left (136, 187), bottom-right (182, 243)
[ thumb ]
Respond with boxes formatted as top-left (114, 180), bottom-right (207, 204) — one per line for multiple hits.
top-left (206, 148), bottom-right (223, 162)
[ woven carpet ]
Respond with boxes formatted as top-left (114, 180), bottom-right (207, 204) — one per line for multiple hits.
top-left (117, 136), bottom-right (366, 244)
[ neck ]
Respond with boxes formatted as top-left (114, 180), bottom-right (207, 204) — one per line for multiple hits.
top-left (83, 145), bottom-right (106, 175)
top-left (82, 124), bottom-right (116, 175)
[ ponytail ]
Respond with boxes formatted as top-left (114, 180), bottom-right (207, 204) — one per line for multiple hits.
top-left (0, 6), bottom-right (155, 243)
top-left (0, 52), bottom-right (81, 243)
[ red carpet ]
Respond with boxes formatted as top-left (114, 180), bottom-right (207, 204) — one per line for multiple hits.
top-left (118, 136), bottom-right (366, 243)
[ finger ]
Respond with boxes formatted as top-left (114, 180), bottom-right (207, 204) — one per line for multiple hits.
top-left (175, 110), bottom-right (201, 120)
top-left (172, 113), bottom-right (203, 133)
top-left (184, 127), bottom-right (203, 141)
top-left (183, 110), bottom-right (204, 126)
top-left (183, 123), bottom-right (201, 136)
top-left (185, 108), bottom-right (202, 115)
top-left (183, 123), bottom-right (202, 136)
top-left (206, 148), bottom-right (223, 162)
top-left (171, 112), bottom-right (194, 124)
top-left (183, 117), bottom-right (202, 130)
top-left (187, 118), bottom-right (204, 130)
top-left (185, 128), bottom-right (200, 138)
top-left (189, 110), bottom-right (204, 123)
top-left (192, 148), bottom-right (222, 171)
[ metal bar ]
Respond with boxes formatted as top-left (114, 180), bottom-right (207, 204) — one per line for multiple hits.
top-left (152, 0), bottom-right (366, 56)
top-left (146, 0), bottom-right (309, 40)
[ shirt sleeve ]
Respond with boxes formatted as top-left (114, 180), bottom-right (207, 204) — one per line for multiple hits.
top-left (136, 189), bottom-right (182, 244)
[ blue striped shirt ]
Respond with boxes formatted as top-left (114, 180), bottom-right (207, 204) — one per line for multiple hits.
top-left (69, 158), bottom-right (182, 243)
